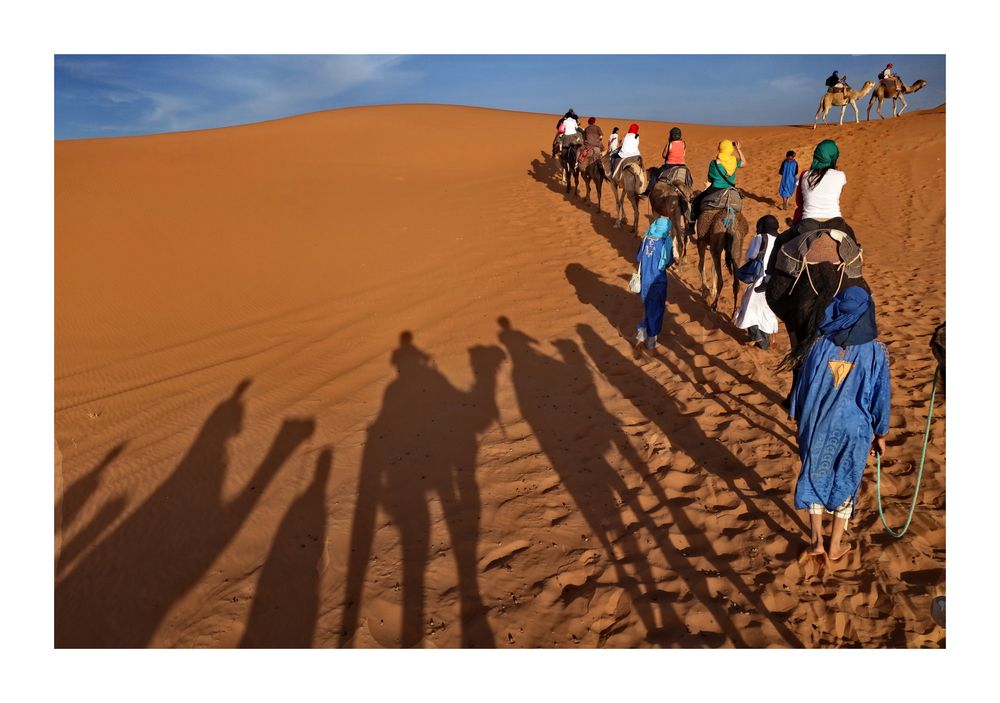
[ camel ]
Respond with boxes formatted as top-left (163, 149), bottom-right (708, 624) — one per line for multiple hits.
top-left (339, 333), bottom-right (504, 648)
top-left (867, 79), bottom-right (928, 119)
top-left (559, 142), bottom-right (581, 195)
top-left (764, 223), bottom-right (869, 404)
top-left (580, 149), bottom-right (606, 212)
top-left (694, 197), bottom-right (749, 315)
top-left (647, 171), bottom-right (690, 262)
top-left (813, 81), bottom-right (876, 128)
top-left (609, 160), bottom-right (644, 234)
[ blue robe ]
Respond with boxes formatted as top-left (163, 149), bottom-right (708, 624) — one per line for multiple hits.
top-left (636, 220), bottom-right (674, 340)
top-left (790, 337), bottom-right (891, 513)
top-left (779, 159), bottom-right (798, 198)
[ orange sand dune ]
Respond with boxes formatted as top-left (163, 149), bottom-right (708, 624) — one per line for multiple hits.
top-left (55, 104), bottom-right (945, 647)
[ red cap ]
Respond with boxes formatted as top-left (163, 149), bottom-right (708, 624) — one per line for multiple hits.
top-left (628, 123), bottom-right (639, 134)
top-left (888, 63), bottom-right (893, 67)
top-left (588, 116), bottom-right (596, 125)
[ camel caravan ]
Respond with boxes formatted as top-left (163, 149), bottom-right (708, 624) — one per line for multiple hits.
top-left (548, 62), bottom-right (930, 397)
top-left (814, 64), bottom-right (927, 127)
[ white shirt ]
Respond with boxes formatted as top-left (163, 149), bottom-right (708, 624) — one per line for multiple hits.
top-left (883, 67), bottom-right (893, 78)
top-left (800, 168), bottom-right (847, 220)
top-left (735, 233), bottom-right (779, 334)
top-left (608, 132), bottom-right (619, 150)
top-left (619, 133), bottom-right (640, 158)
top-left (562, 117), bottom-right (578, 135)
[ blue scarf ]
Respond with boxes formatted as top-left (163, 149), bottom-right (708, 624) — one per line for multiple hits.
top-left (819, 287), bottom-right (878, 347)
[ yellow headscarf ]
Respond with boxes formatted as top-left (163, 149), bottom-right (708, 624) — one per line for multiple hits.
top-left (716, 140), bottom-right (737, 176)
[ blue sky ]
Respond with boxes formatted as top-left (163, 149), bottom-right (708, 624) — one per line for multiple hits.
top-left (55, 55), bottom-right (946, 140)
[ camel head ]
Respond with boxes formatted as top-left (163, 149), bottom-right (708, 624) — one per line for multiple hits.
top-left (858, 80), bottom-right (876, 97)
top-left (907, 79), bottom-right (928, 94)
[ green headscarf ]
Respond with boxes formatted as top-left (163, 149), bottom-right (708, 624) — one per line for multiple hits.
top-left (811, 139), bottom-right (840, 170)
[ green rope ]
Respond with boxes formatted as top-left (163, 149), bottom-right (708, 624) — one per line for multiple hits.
top-left (875, 367), bottom-right (940, 538)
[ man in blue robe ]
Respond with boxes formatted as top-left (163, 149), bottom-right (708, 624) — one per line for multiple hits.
top-left (790, 287), bottom-right (891, 561)
top-left (633, 216), bottom-right (674, 358)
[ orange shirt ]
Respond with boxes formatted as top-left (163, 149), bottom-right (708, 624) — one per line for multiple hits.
top-left (665, 140), bottom-right (686, 165)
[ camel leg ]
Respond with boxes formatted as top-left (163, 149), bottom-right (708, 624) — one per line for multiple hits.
top-left (866, 96), bottom-right (874, 121)
top-left (852, 100), bottom-right (860, 124)
top-left (631, 195), bottom-right (640, 236)
top-left (583, 177), bottom-right (591, 205)
top-left (878, 97), bottom-right (886, 119)
top-left (898, 94), bottom-right (908, 116)
top-left (710, 245), bottom-right (724, 311)
top-left (596, 179), bottom-right (603, 214)
top-left (697, 229), bottom-right (710, 299)
top-left (613, 185), bottom-right (623, 228)
top-left (838, 105), bottom-right (846, 126)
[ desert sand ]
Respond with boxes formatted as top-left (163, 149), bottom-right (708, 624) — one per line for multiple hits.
top-left (55, 103), bottom-right (945, 647)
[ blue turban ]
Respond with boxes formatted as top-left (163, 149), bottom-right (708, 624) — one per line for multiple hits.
top-left (819, 286), bottom-right (878, 347)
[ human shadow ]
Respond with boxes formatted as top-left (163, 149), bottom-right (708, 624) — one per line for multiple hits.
top-left (499, 315), bottom-right (752, 646)
top-left (576, 324), bottom-right (805, 647)
top-left (240, 447), bottom-right (333, 648)
top-left (55, 379), bottom-right (316, 647)
top-left (338, 333), bottom-right (503, 648)
top-left (564, 262), bottom-right (795, 445)
top-left (741, 190), bottom-right (778, 208)
top-left (56, 442), bottom-right (127, 536)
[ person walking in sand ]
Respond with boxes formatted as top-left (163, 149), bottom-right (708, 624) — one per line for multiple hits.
top-left (633, 216), bottom-right (674, 358)
top-left (793, 139), bottom-right (846, 223)
top-left (735, 215), bottom-right (780, 349)
top-left (790, 287), bottom-right (891, 561)
top-left (777, 150), bottom-right (798, 210)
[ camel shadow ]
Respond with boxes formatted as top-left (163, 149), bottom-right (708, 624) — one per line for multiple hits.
top-left (240, 447), bottom-right (333, 648)
top-left (527, 150), bottom-right (573, 198)
top-left (55, 379), bottom-right (317, 647)
top-left (498, 315), bottom-right (698, 645)
top-left (338, 332), bottom-right (503, 648)
top-left (575, 323), bottom-right (805, 647)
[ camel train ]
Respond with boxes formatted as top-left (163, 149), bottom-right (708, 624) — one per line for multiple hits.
top-left (814, 77), bottom-right (928, 127)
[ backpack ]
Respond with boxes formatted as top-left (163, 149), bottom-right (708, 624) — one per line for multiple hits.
top-left (736, 235), bottom-right (768, 284)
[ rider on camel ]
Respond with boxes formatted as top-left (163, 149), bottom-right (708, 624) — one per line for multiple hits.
top-left (825, 71), bottom-right (847, 93)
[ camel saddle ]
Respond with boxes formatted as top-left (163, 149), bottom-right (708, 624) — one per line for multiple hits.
top-left (578, 145), bottom-right (600, 169)
top-left (701, 187), bottom-right (743, 213)
top-left (880, 77), bottom-right (903, 96)
top-left (658, 164), bottom-right (693, 187)
top-left (775, 219), bottom-right (864, 279)
top-left (609, 155), bottom-right (646, 188)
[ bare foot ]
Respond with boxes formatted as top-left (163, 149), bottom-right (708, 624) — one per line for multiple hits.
top-left (829, 543), bottom-right (853, 562)
top-left (809, 539), bottom-right (826, 557)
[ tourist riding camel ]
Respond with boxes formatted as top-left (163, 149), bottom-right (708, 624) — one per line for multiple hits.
top-left (825, 71), bottom-right (847, 94)
top-left (643, 126), bottom-right (691, 197)
top-left (608, 126), bottom-right (620, 153)
top-left (793, 139), bottom-right (846, 224)
top-left (688, 139), bottom-right (746, 230)
top-left (561, 109), bottom-right (582, 148)
top-left (579, 117), bottom-right (604, 170)
top-left (607, 123), bottom-right (641, 180)
top-left (813, 80), bottom-right (875, 127)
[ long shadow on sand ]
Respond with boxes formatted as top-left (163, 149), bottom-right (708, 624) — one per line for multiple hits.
top-left (240, 447), bottom-right (333, 648)
top-left (498, 316), bottom-right (805, 646)
top-left (528, 150), bottom-right (643, 265)
top-left (575, 324), bottom-right (804, 647)
top-left (55, 380), bottom-right (316, 647)
top-left (565, 264), bottom-right (807, 537)
top-left (338, 332), bottom-right (503, 648)
top-left (498, 316), bottom-right (687, 644)
top-left (565, 262), bottom-right (795, 441)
